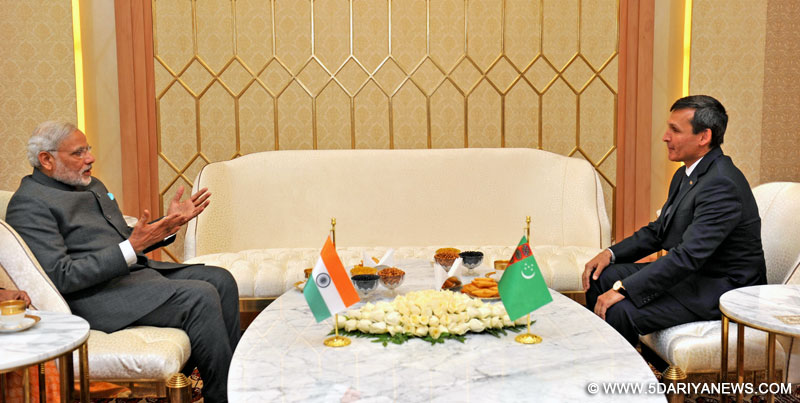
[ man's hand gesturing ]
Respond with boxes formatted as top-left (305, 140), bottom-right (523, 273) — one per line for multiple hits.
top-left (128, 187), bottom-right (211, 254)
top-left (167, 186), bottom-right (211, 225)
top-left (582, 249), bottom-right (612, 291)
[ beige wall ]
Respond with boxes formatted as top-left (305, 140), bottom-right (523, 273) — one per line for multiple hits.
top-left (689, 0), bottom-right (767, 186)
top-left (761, 0), bottom-right (800, 182)
top-left (650, 0), bottom-right (800, 219)
top-left (0, 1), bottom-right (77, 192)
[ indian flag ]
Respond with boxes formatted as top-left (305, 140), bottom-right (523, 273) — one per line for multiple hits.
top-left (303, 236), bottom-right (360, 322)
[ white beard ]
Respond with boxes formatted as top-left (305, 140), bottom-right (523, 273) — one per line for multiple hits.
top-left (52, 159), bottom-right (92, 187)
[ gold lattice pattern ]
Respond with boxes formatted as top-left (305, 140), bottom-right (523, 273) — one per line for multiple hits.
top-left (152, 0), bottom-right (619, 262)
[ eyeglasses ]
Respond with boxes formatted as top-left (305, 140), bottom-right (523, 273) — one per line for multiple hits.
top-left (47, 146), bottom-right (92, 159)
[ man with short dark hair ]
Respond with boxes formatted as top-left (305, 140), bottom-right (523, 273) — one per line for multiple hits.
top-left (6, 121), bottom-right (240, 402)
top-left (582, 95), bottom-right (766, 345)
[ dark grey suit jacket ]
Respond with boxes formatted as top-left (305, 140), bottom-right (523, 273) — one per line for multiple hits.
top-left (6, 169), bottom-right (189, 332)
top-left (610, 147), bottom-right (766, 318)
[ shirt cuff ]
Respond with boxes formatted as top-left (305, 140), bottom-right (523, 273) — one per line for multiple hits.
top-left (607, 248), bottom-right (616, 264)
top-left (119, 240), bottom-right (137, 267)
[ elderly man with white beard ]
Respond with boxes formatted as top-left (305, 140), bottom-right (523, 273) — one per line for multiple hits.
top-left (5, 120), bottom-right (240, 403)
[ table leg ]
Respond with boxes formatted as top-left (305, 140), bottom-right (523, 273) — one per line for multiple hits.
top-left (79, 343), bottom-right (89, 403)
top-left (1, 372), bottom-right (6, 403)
top-left (38, 363), bottom-right (45, 403)
top-left (736, 323), bottom-right (744, 403)
top-left (766, 333), bottom-right (775, 403)
top-left (57, 353), bottom-right (75, 403)
top-left (22, 367), bottom-right (30, 403)
top-left (720, 315), bottom-right (729, 403)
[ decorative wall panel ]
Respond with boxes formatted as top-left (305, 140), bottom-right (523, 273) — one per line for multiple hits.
top-left (152, 0), bottom-right (619, 261)
top-left (761, 0), bottom-right (800, 183)
top-left (0, 1), bottom-right (76, 192)
top-left (689, 0), bottom-right (766, 185)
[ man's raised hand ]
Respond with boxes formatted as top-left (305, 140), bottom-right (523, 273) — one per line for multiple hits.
top-left (167, 186), bottom-right (211, 226)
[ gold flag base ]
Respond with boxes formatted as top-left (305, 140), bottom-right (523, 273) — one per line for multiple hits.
top-left (324, 335), bottom-right (351, 347)
top-left (515, 333), bottom-right (542, 344)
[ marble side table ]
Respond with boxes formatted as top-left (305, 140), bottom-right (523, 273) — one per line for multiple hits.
top-left (229, 259), bottom-right (663, 402)
top-left (0, 311), bottom-right (90, 403)
top-left (719, 284), bottom-right (800, 403)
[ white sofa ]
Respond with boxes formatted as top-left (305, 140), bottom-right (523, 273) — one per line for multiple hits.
top-left (184, 148), bottom-right (611, 300)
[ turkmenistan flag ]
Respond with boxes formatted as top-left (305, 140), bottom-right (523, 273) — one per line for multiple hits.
top-left (498, 235), bottom-right (552, 321)
top-left (304, 236), bottom-right (360, 322)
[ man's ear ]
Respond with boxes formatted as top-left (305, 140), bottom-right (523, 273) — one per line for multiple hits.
top-left (698, 128), bottom-right (712, 147)
top-left (38, 151), bottom-right (55, 172)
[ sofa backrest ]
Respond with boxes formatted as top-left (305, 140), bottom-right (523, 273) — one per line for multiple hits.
top-left (185, 148), bottom-right (610, 259)
top-left (752, 182), bottom-right (800, 285)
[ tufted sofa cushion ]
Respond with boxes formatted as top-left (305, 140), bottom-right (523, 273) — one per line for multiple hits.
top-left (82, 327), bottom-right (191, 380)
top-left (184, 245), bottom-right (603, 297)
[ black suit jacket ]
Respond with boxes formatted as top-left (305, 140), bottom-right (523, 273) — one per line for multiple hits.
top-left (6, 169), bottom-right (190, 332)
top-left (610, 147), bottom-right (766, 318)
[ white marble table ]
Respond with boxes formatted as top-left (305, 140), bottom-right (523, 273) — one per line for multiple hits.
top-left (0, 310), bottom-right (90, 402)
top-left (719, 285), bottom-right (800, 402)
top-left (229, 260), bottom-right (664, 402)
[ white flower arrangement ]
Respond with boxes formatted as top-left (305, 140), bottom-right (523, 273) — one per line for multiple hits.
top-left (335, 290), bottom-right (529, 345)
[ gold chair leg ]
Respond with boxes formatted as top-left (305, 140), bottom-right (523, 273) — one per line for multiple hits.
top-left (721, 314), bottom-right (729, 402)
top-left (736, 323), bottom-right (745, 403)
top-left (766, 333), bottom-right (775, 403)
top-left (78, 343), bottom-right (89, 403)
top-left (662, 366), bottom-right (687, 403)
top-left (22, 367), bottom-right (30, 403)
top-left (38, 363), bottom-right (45, 403)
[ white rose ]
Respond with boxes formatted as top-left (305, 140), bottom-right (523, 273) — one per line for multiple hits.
top-left (429, 316), bottom-right (439, 328)
top-left (368, 309), bottom-right (385, 323)
top-left (337, 318), bottom-right (346, 329)
top-left (344, 319), bottom-right (358, 331)
top-left (414, 325), bottom-right (428, 337)
top-left (357, 319), bottom-right (372, 333)
top-left (422, 306), bottom-right (433, 318)
top-left (403, 323), bottom-right (415, 335)
top-left (385, 311), bottom-right (401, 326)
top-left (432, 304), bottom-right (445, 317)
top-left (459, 312), bottom-right (470, 323)
top-left (491, 317), bottom-right (503, 329)
top-left (467, 318), bottom-right (485, 332)
top-left (429, 326), bottom-right (442, 340)
top-left (471, 299), bottom-right (484, 308)
top-left (348, 310), bottom-right (362, 320)
top-left (491, 304), bottom-right (506, 317)
top-left (410, 304), bottom-right (421, 316)
top-left (419, 314), bottom-right (429, 326)
top-left (439, 314), bottom-right (451, 326)
top-left (375, 301), bottom-right (392, 311)
top-left (369, 321), bottom-right (387, 334)
top-left (478, 306), bottom-right (492, 319)
top-left (515, 316), bottom-right (528, 326)
top-left (467, 307), bottom-right (480, 319)
top-left (453, 323), bottom-right (469, 335)
top-left (502, 315), bottom-right (514, 327)
top-left (481, 318), bottom-right (491, 328)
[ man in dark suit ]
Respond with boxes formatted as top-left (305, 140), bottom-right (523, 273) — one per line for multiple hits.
top-left (582, 95), bottom-right (766, 345)
top-left (6, 121), bottom-right (240, 403)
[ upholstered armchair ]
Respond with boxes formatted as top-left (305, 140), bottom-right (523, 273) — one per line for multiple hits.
top-left (0, 191), bottom-right (191, 397)
top-left (640, 182), bottom-right (800, 383)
